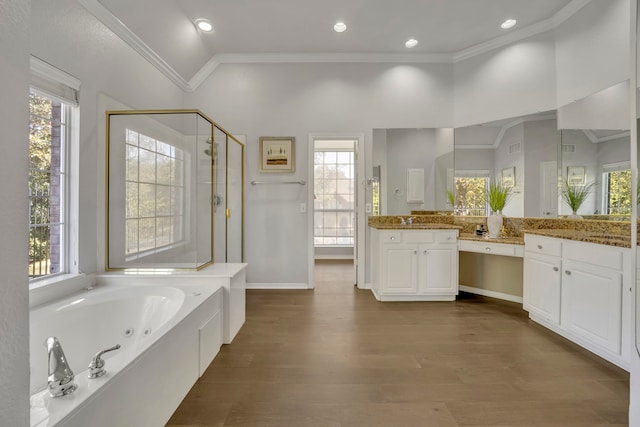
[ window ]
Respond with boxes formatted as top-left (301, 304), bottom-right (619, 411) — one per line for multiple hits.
top-left (125, 130), bottom-right (185, 258)
top-left (314, 146), bottom-right (355, 246)
top-left (603, 163), bottom-right (631, 215)
top-left (454, 171), bottom-right (490, 216)
top-left (29, 57), bottom-right (80, 283)
top-left (28, 91), bottom-right (72, 279)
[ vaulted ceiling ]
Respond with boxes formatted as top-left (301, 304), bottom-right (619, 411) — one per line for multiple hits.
top-left (79, 0), bottom-right (588, 91)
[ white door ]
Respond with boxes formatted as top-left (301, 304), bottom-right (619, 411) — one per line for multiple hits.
top-left (561, 260), bottom-right (622, 354)
top-left (523, 253), bottom-right (562, 324)
top-left (419, 246), bottom-right (456, 293)
top-left (540, 161), bottom-right (558, 217)
top-left (383, 246), bottom-right (418, 293)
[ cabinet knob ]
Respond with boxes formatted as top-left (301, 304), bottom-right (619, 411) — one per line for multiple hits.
top-left (413, 250), bottom-right (417, 254)
top-left (485, 247), bottom-right (491, 252)
top-left (553, 267), bottom-right (559, 272)
top-left (565, 270), bottom-right (571, 275)
top-left (423, 250), bottom-right (428, 254)
top-left (390, 237), bottom-right (396, 241)
top-left (537, 245), bottom-right (543, 249)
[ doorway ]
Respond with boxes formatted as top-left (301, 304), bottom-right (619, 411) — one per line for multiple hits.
top-left (308, 134), bottom-right (365, 288)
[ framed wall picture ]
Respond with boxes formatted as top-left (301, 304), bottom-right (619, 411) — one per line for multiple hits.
top-left (501, 166), bottom-right (515, 188)
top-left (259, 137), bottom-right (295, 173)
top-left (567, 165), bottom-right (586, 185)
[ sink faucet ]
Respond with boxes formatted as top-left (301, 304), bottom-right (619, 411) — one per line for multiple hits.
top-left (399, 216), bottom-right (414, 225)
top-left (88, 344), bottom-right (121, 379)
top-left (46, 336), bottom-right (77, 397)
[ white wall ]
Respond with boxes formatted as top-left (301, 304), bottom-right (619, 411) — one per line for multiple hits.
top-left (386, 128), bottom-right (438, 215)
top-left (0, 1), bottom-right (30, 425)
top-left (555, 0), bottom-right (630, 108)
top-left (30, 0), bottom-right (186, 274)
top-left (494, 124), bottom-right (525, 217)
top-left (523, 119), bottom-right (560, 217)
top-left (184, 62), bottom-right (454, 285)
top-left (558, 81), bottom-right (630, 129)
top-left (454, 31), bottom-right (558, 127)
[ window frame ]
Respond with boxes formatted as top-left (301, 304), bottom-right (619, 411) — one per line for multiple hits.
top-left (123, 129), bottom-right (187, 260)
top-left (454, 170), bottom-right (490, 216)
top-left (313, 148), bottom-right (355, 247)
top-left (602, 162), bottom-right (632, 215)
top-left (28, 88), bottom-right (79, 285)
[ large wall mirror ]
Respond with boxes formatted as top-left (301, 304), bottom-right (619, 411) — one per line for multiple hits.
top-left (372, 128), bottom-right (454, 216)
top-left (558, 81), bottom-right (631, 221)
top-left (106, 110), bottom-right (244, 270)
top-left (453, 112), bottom-right (559, 218)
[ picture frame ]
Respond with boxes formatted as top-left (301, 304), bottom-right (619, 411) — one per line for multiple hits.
top-left (567, 165), bottom-right (586, 185)
top-left (259, 137), bottom-right (295, 173)
top-left (501, 166), bottom-right (515, 188)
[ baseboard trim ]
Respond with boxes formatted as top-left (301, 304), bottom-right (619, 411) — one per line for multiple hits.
top-left (246, 282), bottom-right (312, 290)
top-left (459, 285), bottom-right (523, 304)
top-left (314, 254), bottom-right (354, 260)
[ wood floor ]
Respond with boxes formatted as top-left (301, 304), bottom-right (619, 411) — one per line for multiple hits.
top-left (167, 260), bottom-right (630, 426)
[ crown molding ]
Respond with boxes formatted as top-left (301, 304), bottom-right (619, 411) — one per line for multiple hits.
top-left (582, 129), bottom-right (630, 143)
top-left (78, 0), bottom-right (191, 91)
top-left (453, 0), bottom-right (591, 63)
top-left (81, 0), bottom-right (592, 93)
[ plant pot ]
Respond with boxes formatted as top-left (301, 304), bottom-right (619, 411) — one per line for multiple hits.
top-left (487, 212), bottom-right (503, 238)
top-left (568, 211), bottom-right (583, 219)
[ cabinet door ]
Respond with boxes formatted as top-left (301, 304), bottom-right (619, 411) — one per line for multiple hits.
top-left (419, 246), bottom-right (456, 294)
top-left (561, 260), bottom-right (622, 354)
top-left (382, 245), bottom-right (418, 293)
top-left (523, 254), bottom-right (561, 324)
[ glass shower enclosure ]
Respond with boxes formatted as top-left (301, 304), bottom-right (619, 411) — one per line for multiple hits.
top-left (106, 110), bottom-right (243, 270)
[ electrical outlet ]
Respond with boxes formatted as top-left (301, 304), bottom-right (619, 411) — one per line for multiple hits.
top-left (299, 203), bottom-right (307, 213)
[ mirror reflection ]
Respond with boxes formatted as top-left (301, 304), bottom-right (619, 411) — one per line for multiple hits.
top-left (372, 128), bottom-right (454, 216)
top-left (559, 129), bottom-right (631, 219)
top-left (454, 112), bottom-right (559, 218)
top-left (107, 111), bottom-right (214, 269)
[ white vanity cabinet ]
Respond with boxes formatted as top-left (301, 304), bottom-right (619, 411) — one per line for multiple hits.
top-left (370, 229), bottom-right (459, 301)
top-left (523, 235), bottom-right (562, 324)
top-left (523, 234), bottom-right (631, 370)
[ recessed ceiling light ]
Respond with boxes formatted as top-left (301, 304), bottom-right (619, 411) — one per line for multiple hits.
top-left (195, 19), bottom-right (213, 32)
top-left (334, 22), bottom-right (347, 33)
top-left (501, 19), bottom-right (517, 29)
top-left (405, 38), bottom-right (418, 48)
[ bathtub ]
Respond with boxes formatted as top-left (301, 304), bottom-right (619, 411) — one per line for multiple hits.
top-left (29, 277), bottom-right (225, 427)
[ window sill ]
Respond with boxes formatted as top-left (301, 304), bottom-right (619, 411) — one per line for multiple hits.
top-left (29, 272), bottom-right (94, 308)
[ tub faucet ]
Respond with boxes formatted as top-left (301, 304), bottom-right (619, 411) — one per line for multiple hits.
top-left (88, 344), bottom-right (121, 379)
top-left (46, 336), bottom-right (77, 397)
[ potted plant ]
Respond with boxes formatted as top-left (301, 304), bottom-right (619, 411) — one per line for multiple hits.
top-left (485, 181), bottom-right (512, 238)
top-left (561, 179), bottom-right (593, 219)
top-left (446, 190), bottom-right (455, 208)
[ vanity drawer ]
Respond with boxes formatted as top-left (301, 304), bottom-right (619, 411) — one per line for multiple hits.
top-left (437, 231), bottom-right (458, 244)
top-left (525, 234), bottom-right (561, 257)
top-left (563, 240), bottom-right (623, 271)
top-left (404, 231), bottom-right (435, 244)
top-left (459, 240), bottom-right (519, 257)
top-left (381, 231), bottom-right (402, 243)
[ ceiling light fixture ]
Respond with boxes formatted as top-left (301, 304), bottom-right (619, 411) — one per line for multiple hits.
top-left (195, 19), bottom-right (214, 32)
top-left (405, 38), bottom-right (418, 48)
top-left (334, 22), bottom-right (347, 33)
top-left (500, 18), bottom-right (517, 29)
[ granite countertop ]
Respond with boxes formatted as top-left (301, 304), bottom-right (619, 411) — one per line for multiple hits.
top-left (369, 223), bottom-right (462, 230)
top-left (524, 228), bottom-right (631, 248)
top-left (458, 233), bottom-right (524, 245)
